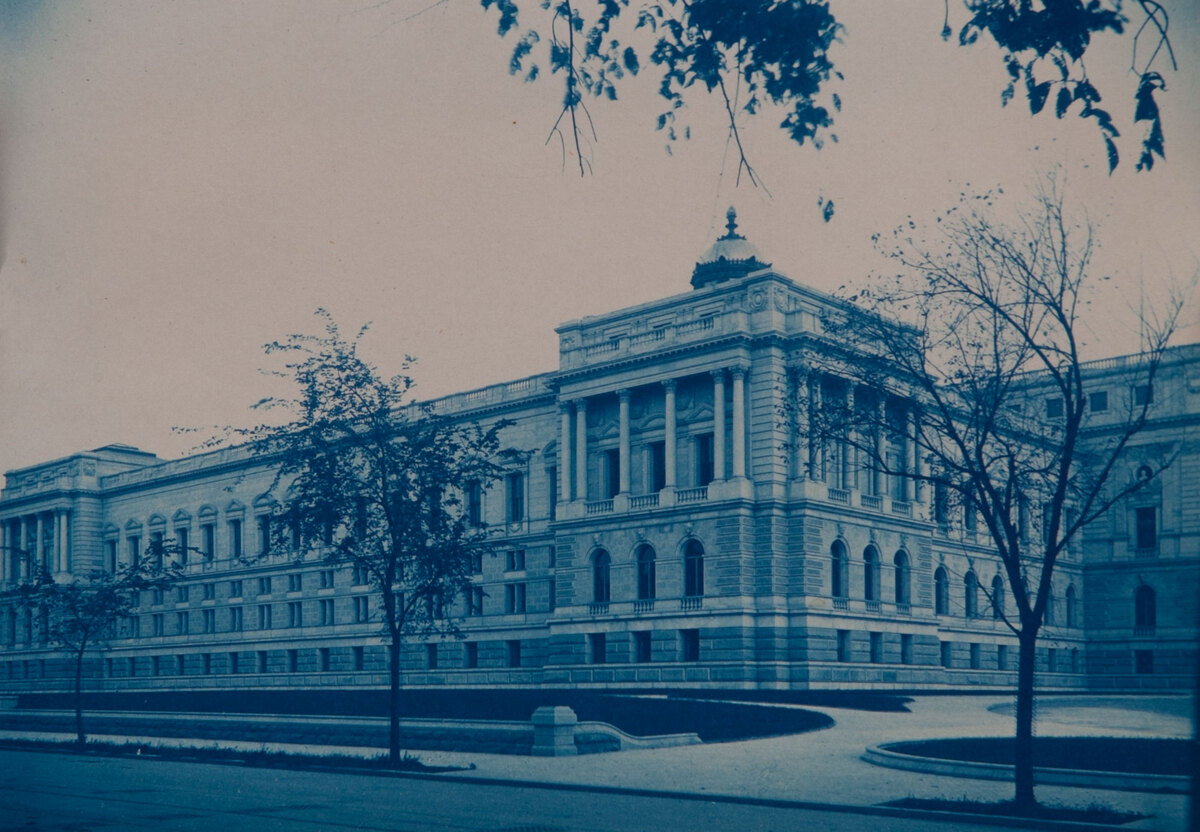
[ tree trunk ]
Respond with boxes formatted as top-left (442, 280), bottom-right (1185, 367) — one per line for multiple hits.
top-left (74, 646), bottom-right (86, 745)
top-left (388, 634), bottom-right (401, 766)
top-left (1013, 627), bottom-right (1039, 808)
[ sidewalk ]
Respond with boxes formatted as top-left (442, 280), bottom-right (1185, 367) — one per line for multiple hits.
top-left (3, 694), bottom-right (1191, 831)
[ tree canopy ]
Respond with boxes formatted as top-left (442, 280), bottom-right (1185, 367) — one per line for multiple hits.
top-left (483, 0), bottom-right (1176, 178)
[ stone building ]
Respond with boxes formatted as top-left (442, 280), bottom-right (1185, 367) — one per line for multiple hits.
top-left (2, 214), bottom-right (1197, 693)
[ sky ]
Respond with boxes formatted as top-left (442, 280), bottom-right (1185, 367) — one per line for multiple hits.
top-left (1, 0), bottom-right (1198, 473)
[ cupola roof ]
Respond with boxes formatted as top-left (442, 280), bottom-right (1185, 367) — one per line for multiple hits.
top-left (691, 207), bottom-right (770, 289)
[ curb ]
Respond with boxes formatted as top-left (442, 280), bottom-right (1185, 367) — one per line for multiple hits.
top-left (864, 742), bottom-right (1189, 794)
top-left (0, 737), bottom-right (1159, 832)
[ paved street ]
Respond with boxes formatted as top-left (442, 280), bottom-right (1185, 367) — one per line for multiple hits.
top-left (3, 747), bottom-right (1045, 832)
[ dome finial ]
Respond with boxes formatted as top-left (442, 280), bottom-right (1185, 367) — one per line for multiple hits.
top-left (724, 206), bottom-right (739, 238)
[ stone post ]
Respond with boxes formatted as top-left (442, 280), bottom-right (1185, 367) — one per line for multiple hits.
top-left (531, 705), bottom-right (578, 756)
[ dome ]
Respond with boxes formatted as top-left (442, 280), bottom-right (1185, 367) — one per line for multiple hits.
top-left (691, 207), bottom-right (770, 289)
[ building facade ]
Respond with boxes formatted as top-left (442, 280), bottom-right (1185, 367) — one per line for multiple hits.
top-left (2, 217), bottom-right (1197, 693)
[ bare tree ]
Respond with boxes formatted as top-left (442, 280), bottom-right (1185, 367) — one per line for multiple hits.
top-left (808, 176), bottom-right (1186, 808)
top-left (17, 556), bottom-right (179, 744)
top-left (233, 310), bottom-right (513, 766)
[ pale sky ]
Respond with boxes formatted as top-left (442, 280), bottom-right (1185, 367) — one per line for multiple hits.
top-left (2, 0), bottom-right (1198, 473)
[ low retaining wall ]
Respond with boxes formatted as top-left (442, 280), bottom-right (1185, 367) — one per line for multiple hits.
top-left (0, 708), bottom-right (699, 756)
top-left (862, 742), bottom-right (1190, 793)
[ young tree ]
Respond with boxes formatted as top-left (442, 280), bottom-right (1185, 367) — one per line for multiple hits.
top-left (236, 310), bottom-right (512, 766)
top-left (17, 558), bottom-right (178, 744)
top-left (482, 0), bottom-right (1176, 177)
top-left (808, 176), bottom-right (1185, 808)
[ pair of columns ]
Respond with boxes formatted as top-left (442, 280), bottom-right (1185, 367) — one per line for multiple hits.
top-left (1, 510), bottom-right (70, 583)
top-left (559, 367), bottom-right (748, 502)
top-left (796, 370), bottom-right (922, 501)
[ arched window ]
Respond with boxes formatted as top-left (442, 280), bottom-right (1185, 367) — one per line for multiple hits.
top-left (934, 566), bottom-right (949, 615)
top-left (893, 550), bottom-right (910, 605)
top-left (831, 541), bottom-right (848, 598)
top-left (991, 575), bottom-right (1005, 620)
top-left (636, 544), bottom-right (656, 600)
top-left (964, 571), bottom-right (978, 618)
top-left (1065, 584), bottom-right (1078, 628)
top-left (863, 546), bottom-right (880, 602)
top-left (592, 550), bottom-right (611, 603)
top-left (1134, 585), bottom-right (1156, 630)
top-left (684, 539), bottom-right (704, 597)
top-left (1045, 582), bottom-right (1056, 625)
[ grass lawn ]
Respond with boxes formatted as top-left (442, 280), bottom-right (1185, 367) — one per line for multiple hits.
top-left (886, 736), bottom-right (1190, 776)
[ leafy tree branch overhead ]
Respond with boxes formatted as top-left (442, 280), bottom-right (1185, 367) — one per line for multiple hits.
top-left (483, 0), bottom-right (1177, 177)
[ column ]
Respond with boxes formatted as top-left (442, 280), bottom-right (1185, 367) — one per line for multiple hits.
top-left (59, 510), bottom-right (70, 573)
top-left (35, 514), bottom-right (45, 575)
top-left (794, 370), bottom-right (809, 479)
top-left (574, 399), bottom-right (588, 502)
top-left (1, 521), bottom-right (7, 584)
top-left (663, 380), bottom-right (677, 488)
top-left (731, 366), bottom-right (746, 479)
top-left (711, 370), bottom-right (726, 482)
top-left (905, 408), bottom-right (917, 502)
top-left (875, 397), bottom-right (886, 496)
top-left (911, 408), bottom-right (925, 503)
top-left (560, 403), bottom-right (573, 502)
top-left (810, 372), bottom-right (823, 480)
top-left (617, 389), bottom-right (631, 495)
top-left (843, 384), bottom-right (856, 489)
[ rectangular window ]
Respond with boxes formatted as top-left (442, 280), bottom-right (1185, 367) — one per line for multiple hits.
top-left (202, 609), bottom-right (215, 634)
top-left (466, 480), bottom-right (482, 527)
top-left (998, 644), bottom-right (1008, 670)
top-left (505, 583), bottom-right (527, 614)
top-left (695, 433), bottom-right (714, 486)
top-left (1045, 397), bottom-right (1063, 418)
top-left (548, 579), bottom-right (557, 612)
top-left (940, 641), bottom-right (953, 669)
top-left (1047, 647), bottom-right (1057, 673)
top-left (152, 656), bottom-right (161, 676)
top-left (257, 650), bottom-right (268, 673)
top-left (506, 639), bottom-right (522, 668)
top-left (229, 579), bottom-right (242, 598)
top-left (353, 563), bottom-right (369, 586)
top-left (505, 549), bottom-right (526, 571)
top-left (507, 473), bottom-right (525, 523)
top-left (464, 642), bottom-right (478, 669)
top-left (589, 632), bottom-right (607, 664)
top-left (229, 652), bottom-right (240, 674)
top-left (1135, 506), bottom-right (1157, 550)
top-left (603, 448), bottom-right (621, 498)
top-left (319, 569), bottom-right (335, 589)
top-left (466, 587), bottom-right (483, 617)
top-left (288, 648), bottom-right (298, 673)
top-left (970, 643), bottom-right (981, 669)
top-left (426, 643), bottom-right (439, 669)
top-left (1134, 384), bottom-right (1154, 406)
top-left (202, 524), bottom-right (215, 561)
top-left (258, 515), bottom-right (271, 556)
top-left (177, 611), bottom-right (189, 635)
top-left (229, 519), bottom-right (242, 559)
top-left (547, 546), bottom-right (556, 568)
top-left (288, 602), bottom-right (302, 628)
top-left (177, 585), bottom-right (189, 603)
top-left (649, 441), bottom-right (666, 492)
top-left (150, 531), bottom-right (165, 566)
top-left (634, 630), bottom-right (652, 663)
top-left (900, 634), bottom-right (913, 665)
top-left (152, 588), bottom-right (164, 606)
top-left (319, 599), bottom-right (334, 626)
top-left (230, 606), bottom-right (243, 632)
top-left (837, 630), bottom-right (851, 662)
top-left (470, 551), bottom-right (483, 574)
top-left (680, 628), bottom-right (700, 662)
top-left (353, 646), bottom-right (364, 671)
top-left (202, 653), bottom-right (212, 675)
top-left (354, 596), bottom-right (370, 623)
top-left (259, 576), bottom-right (272, 595)
top-left (869, 632), bottom-right (883, 664)
top-left (320, 647), bottom-right (330, 672)
top-left (174, 527), bottom-right (189, 565)
top-left (288, 573), bottom-right (302, 592)
top-left (258, 604), bottom-right (272, 630)
top-left (128, 536), bottom-right (141, 568)
top-left (1089, 390), bottom-right (1108, 412)
top-left (152, 614), bottom-right (164, 637)
top-left (202, 583), bottom-right (215, 601)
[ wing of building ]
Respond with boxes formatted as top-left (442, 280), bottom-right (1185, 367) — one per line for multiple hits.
top-left (2, 214), bottom-right (1197, 692)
